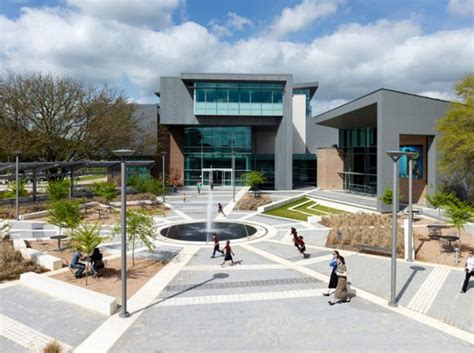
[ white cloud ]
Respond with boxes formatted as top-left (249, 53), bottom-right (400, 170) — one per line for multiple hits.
top-left (66, 0), bottom-right (183, 28)
top-left (418, 91), bottom-right (460, 102)
top-left (269, 0), bottom-right (340, 38)
top-left (1, 7), bottom-right (472, 107)
top-left (209, 12), bottom-right (252, 37)
top-left (312, 99), bottom-right (348, 115)
top-left (447, 0), bottom-right (474, 16)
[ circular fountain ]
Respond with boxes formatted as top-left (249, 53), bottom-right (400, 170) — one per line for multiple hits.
top-left (159, 221), bottom-right (264, 243)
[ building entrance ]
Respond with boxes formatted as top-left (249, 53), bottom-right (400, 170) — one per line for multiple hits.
top-left (202, 168), bottom-right (233, 187)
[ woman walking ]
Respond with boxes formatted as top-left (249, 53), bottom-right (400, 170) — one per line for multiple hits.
top-left (298, 235), bottom-right (308, 258)
top-left (221, 240), bottom-right (235, 266)
top-left (329, 255), bottom-right (350, 305)
top-left (291, 227), bottom-right (299, 250)
top-left (323, 250), bottom-right (340, 296)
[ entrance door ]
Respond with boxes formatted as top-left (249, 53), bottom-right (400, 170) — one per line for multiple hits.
top-left (202, 168), bottom-right (233, 187)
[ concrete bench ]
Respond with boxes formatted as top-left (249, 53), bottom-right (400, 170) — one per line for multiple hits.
top-left (357, 244), bottom-right (391, 256)
top-left (20, 272), bottom-right (117, 316)
top-left (20, 248), bottom-right (62, 270)
top-left (13, 238), bottom-right (27, 250)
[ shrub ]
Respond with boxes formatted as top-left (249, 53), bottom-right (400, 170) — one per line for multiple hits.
top-left (43, 340), bottom-right (61, 353)
top-left (241, 171), bottom-right (267, 197)
top-left (47, 179), bottom-right (70, 201)
top-left (2, 180), bottom-right (29, 199)
top-left (88, 182), bottom-right (117, 203)
top-left (380, 188), bottom-right (393, 205)
top-left (0, 238), bottom-right (47, 281)
top-left (234, 194), bottom-right (272, 210)
top-left (128, 175), bottom-right (163, 196)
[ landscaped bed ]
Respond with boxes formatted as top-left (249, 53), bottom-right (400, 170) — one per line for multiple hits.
top-left (234, 192), bottom-right (272, 211)
top-left (264, 197), bottom-right (345, 221)
top-left (50, 256), bottom-right (166, 304)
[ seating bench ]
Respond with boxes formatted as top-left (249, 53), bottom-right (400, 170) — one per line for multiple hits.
top-left (357, 244), bottom-right (391, 256)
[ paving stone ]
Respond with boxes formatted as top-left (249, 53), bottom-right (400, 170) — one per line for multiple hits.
top-left (0, 285), bottom-right (106, 347)
top-left (0, 336), bottom-right (29, 353)
top-left (185, 246), bottom-right (276, 266)
top-left (251, 240), bottom-right (332, 262)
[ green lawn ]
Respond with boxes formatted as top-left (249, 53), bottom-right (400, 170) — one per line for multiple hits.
top-left (264, 197), bottom-right (345, 221)
top-left (77, 174), bottom-right (106, 181)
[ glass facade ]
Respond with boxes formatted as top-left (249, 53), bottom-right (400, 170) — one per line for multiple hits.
top-left (184, 127), bottom-right (252, 186)
top-left (293, 154), bottom-right (316, 188)
top-left (194, 82), bottom-right (284, 116)
top-left (338, 127), bottom-right (377, 195)
top-left (293, 88), bottom-right (311, 116)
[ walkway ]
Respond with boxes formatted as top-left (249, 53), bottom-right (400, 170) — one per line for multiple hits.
top-left (1, 187), bottom-right (473, 352)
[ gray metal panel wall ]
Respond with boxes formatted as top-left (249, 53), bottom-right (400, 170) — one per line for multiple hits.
top-left (305, 117), bottom-right (338, 153)
top-left (376, 90), bottom-right (450, 211)
top-left (160, 77), bottom-right (197, 125)
top-left (275, 78), bottom-right (293, 189)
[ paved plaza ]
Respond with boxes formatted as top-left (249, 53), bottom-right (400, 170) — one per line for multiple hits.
top-left (1, 187), bottom-right (473, 352)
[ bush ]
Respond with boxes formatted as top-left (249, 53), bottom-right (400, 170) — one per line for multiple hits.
top-left (47, 179), bottom-right (70, 201)
top-left (235, 194), bottom-right (272, 210)
top-left (1, 180), bottom-right (29, 199)
top-left (88, 182), bottom-right (118, 203)
top-left (0, 238), bottom-right (47, 281)
top-left (43, 340), bottom-right (61, 353)
top-left (128, 175), bottom-right (163, 196)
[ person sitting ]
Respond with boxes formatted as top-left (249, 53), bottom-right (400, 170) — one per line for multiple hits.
top-left (90, 247), bottom-right (105, 278)
top-left (70, 250), bottom-right (86, 279)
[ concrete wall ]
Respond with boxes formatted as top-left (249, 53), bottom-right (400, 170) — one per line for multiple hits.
top-left (292, 95), bottom-right (306, 153)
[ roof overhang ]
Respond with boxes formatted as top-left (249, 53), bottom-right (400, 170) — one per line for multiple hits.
top-left (293, 82), bottom-right (319, 99)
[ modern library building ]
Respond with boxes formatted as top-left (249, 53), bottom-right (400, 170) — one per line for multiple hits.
top-left (144, 73), bottom-right (450, 211)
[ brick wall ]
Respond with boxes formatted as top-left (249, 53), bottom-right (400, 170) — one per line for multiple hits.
top-left (399, 135), bottom-right (428, 205)
top-left (316, 147), bottom-right (343, 190)
top-left (169, 127), bottom-right (184, 186)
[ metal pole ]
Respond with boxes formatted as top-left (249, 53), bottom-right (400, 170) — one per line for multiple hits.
top-left (120, 158), bottom-right (130, 318)
top-left (69, 168), bottom-right (74, 198)
top-left (15, 153), bottom-right (19, 221)
top-left (407, 157), bottom-right (413, 262)
top-left (232, 153), bottom-right (235, 202)
top-left (389, 159), bottom-right (399, 307)
top-left (162, 154), bottom-right (165, 202)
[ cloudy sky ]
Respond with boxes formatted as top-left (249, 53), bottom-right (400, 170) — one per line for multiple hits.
top-left (1, 0), bottom-right (473, 114)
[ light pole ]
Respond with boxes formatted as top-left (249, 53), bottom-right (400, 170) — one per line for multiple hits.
top-left (231, 141), bottom-right (235, 202)
top-left (386, 150), bottom-right (408, 307)
top-left (161, 152), bottom-right (166, 202)
top-left (113, 149), bottom-right (134, 318)
top-left (14, 151), bottom-right (21, 221)
top-left (406, 152), bottom-right (418, 262)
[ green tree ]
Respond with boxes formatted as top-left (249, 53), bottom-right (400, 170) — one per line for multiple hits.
top-left (380, 187), bottom-right (393, 205)
top-left (241, 171), bottom-right (267, 197)
top-left (113, 209), bottom-right (156, 265)
top-left (446, 201), bottom-right (474, 248)
top-left (47, 180), bottom-right (71, 202)
top-left (88, 182), bottom-right (118, 204)
top-left (128, 175), bottom-right (163, 196)
top-left (3, 180), bottom-right (28, 199)
top-left (71, 223), bottom-right (109, 255)
top-left (437, 74), bottom-right (474, 201)
top-left (426, 190), bottom-right (458, 218)
top-left (0, 71), bottom-right (154, 162)
top-left (48, 200), bottom-right (81, 235)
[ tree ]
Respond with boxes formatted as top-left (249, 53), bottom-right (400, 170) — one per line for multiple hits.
top-left (48, 200), bottom-right (81, 235)
top-left (426, 190), bottom-right (458, 218)
top-left (47, 180), bottom-right (71, 201)
top-left (381, 187), bottom-right (393, 206)
top-left (88, 182), bottom-right (118, 204)
top-left (0, 71), bottom-right (152, 162)
top-left (113, 209), bottom-right (156, 266)
top-left (241, 171), bottom-right (267, 197)
top-left (446, 201), bottom-right (473, 248)
top-left (71, 223), bottom-right (109, 255)
top-left (437, 74), bottom-right (474, 201)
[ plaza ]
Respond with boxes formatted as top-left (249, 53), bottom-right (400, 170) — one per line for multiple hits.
top-left (1, 187), bottom-right (472, 352)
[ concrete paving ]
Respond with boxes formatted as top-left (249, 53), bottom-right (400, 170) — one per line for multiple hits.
top-left (1, 187), bottom-right (473, 352)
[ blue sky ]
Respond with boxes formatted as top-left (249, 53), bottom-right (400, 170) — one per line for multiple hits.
top-left (1, 0), bottom-right (473, 112)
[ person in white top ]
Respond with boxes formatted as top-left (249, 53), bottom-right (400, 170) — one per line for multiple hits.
top-left (461, 250), bottom-right (474, 293)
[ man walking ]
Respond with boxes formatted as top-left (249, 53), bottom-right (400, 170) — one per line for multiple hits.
top-left (211, 233), bottom-right (224, 258)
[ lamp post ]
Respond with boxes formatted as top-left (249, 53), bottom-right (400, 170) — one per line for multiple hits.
top-left (14, 151), bottom-right (21, 221)
top-left (113, 149), bottom-right (134, 318)
top-left (406, 152), bottom-right (418, 262)
top-left (161, 152), bottom-right (166, 202)
top-left (231, 141), bottom-right (235, 202)
top-left (386, 150), bottom-right (408, 307)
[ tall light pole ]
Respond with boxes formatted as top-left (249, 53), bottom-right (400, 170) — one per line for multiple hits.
top-left (406, 152), bottom-right (418, 262)
top-left (113, 149), bottom-right (134, 318)
top-left (161, 152), bottom-right (166, 202)
top-left (386, 150), bottom-right (407, 307)
top-left (231, 140), bottom-right (235, 202)
top-left (14, 151), bottom-right (21, 221)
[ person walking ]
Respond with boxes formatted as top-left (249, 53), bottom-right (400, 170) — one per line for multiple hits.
top-left (298, 235), bottom-right (308, 258)
top-left (217, 202), bottom-right (226, 217)
top-left (221, 240), bottom-right (235, 266)
top-left (211, 233), bottom-right (224, 258)
top-left (183, 192), bottom-right (187, 202)
top-left (323, 250), bottom-right (340, 296)
top-left (196, 182), bottom-right (202, 194)
top-left (291, 227), bottom-right (299, 250)
top-left (329, 255), bottom-right (350, 305)
top-left (461, 250), bottom-right (474, 293)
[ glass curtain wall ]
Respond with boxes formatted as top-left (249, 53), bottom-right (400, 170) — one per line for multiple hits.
top-left (184, 127), bottom-right (252, 186)
top-left (338, 127), bottom-right (377, 194)
top-left (194, 82), bottom-right (284, 116)
top-left (293, 154), bottom-right (316, 188)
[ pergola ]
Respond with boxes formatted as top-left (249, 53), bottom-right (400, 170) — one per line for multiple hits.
top-left (0, 160), bottom-right (155, 201)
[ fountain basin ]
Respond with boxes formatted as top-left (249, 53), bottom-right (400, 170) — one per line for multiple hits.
top-left (159, 221), bottom-right (265, 243)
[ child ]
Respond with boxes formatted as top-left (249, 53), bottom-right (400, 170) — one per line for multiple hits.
top-left (298, 236), bottom-right (308, 258)
top-left (217, 203), bottom-right (226, 217)
top-left (221, 240), bottom-right (235, 266)
top-left (211, 233), bottom-right (224, 258)
top-left (291, 227), bottom-right (299, 250)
